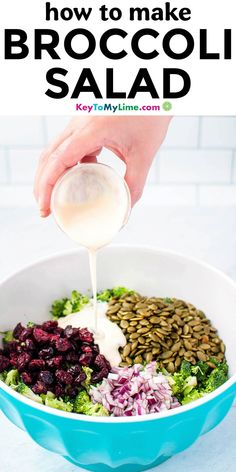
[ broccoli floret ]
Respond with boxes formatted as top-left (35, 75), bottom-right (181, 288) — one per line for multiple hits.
top-left (51, 290), bottom-right (89, 319)
top-left (182, 389), bottom-right (204, 405)
top-left (97, 287), bottom-right (134, 302)
top-left (0, 371), bottom-right (7, 382)
top-left (44, 393), bottom-right (73, 412)
top-left (86, 403), bottom-right (109, 417)
top-left (73, 390), bottom-right (91, 413)
top-left (1, 330), bottom-right (14, 344)
top-left (191, 361), bottom-right (210, 385)
top-left (180, 360), bottom-right (192, 378)
top-left (17, 383), bottom-right (43, 404)
top-left (5, 369), bottom-right (20, 389)
top-left (163, 297), bottom-right (173, 304)
top-left (82, 366), bottom-right (93, 391)
top-left (73, 390), bottom-right (109, 416)
top-left (27, 321), bottom-right (36, 328)
top-left (204, 362), bottom-right (228, 393)
top-left (170, 361), bottom-right (197, 399)
top-left (183, 375), bottom-right (198, 395)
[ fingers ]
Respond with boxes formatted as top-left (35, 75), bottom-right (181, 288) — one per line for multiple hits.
top-left (37, 130), bottom-right (102, 216)
top-left (124, 156), bottom-right (150, 207)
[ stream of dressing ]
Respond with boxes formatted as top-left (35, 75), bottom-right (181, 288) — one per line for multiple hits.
top-left (53, 164), bottom-right (129, 366)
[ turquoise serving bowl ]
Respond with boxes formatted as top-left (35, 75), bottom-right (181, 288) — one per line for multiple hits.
top-left (0, 246), bottom-right (236, 471)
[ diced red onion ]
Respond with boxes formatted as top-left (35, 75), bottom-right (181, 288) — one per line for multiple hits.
top-left (90, 362), bottom-right (180, 417)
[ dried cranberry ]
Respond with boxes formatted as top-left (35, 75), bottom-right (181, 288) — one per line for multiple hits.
top-left (92, 344), bottom-right (99, 355)
top-left (91, 368), bottom-right (108, 384)
top-left (16, 344), bottom-right (24, 354)
top-left (66, 386), bottom-right (78, 397)
top-left (65, 352), bottom-right (80, 363)
top-left (33, 328), bottom-right (51, 343)
top-left (38, 347), bottom-right (54, 359)
top-left (9, 353), bottom-right (18, 367)
top-left (42, 320), bottom-right (58, 332)
top-left (54, 384), bottom-right (65, 397)
top-left (21, 372), bottom-right (32, 385)
top-left (67, 365), bottom-right (81, 376)
top-left (52, 327), bottom-right (64, 336)
top-left (13, 323), bottom-right (24, 339)
top-left (74, 372), bottom-right (87, 385)
top-left (0, 355), bottom-right (10, 372)
top-left (64, 325), bottom-right (74, 339)
top-left (17, 352), bottom-right (32, 372)
top-left (81, 345), bottom-right (93, 353)
top-left (28, 359), bottom-right (45, 370)
top-left (55, 338), bottom-right (72, 352)
top-left (32, 381), bottom-right (47, 395)
top-left (79, 328), bottom-right (93, 343)
top-left (5, 341), bottom-right (18, 353)
top-left (69, 328), bottom-right (81, 341)
top-left (24, 339), bottom-right (36, 351)
top-left (79, 353), bottom-right (93, 366)
top-left (46, 356), bottom-right (63, 369)
top-left (38, 370), bottom-right (54, 385)
top-left (19, 328), bottom-right (33, 342)
top-left (94, 354), bottom-right (111, 371)
top-left (55, 369), bottom-right (73, 385)
top-left (48, 334), bottom-right (61, 343)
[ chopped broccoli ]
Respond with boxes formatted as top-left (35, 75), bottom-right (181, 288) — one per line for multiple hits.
top-left (44, 392), bottom-right (73, 412)
top-left (82, 366), bottom-right (93, 391)
top-left (85, 402), bottom-right (109, 417)
top-left (73, 390), bottom-right (109, 416)
top-left (27, 321), bottom-right (36, 328)
top-left (0, 371), bottom-right (7, 382)
top-left (181, 389), bottom-right (204, 405)
top-left (180, 360), bottom-right (192, 378)
top-left (163, 297), bottom-right (173, 304)
top-left (97, 287), bottom-right (134, 302)
top-left (51, 290), bottom-right (89, 319)
top-left (5, 369), bottom-right (20, 389)
top-left (171, 372), bottom-right (197, 398)
top-left (204, 362), bottom-right (228, 393)
top-left (191, 361), bottom-right (210, 385)
top-left (17, 383), bottom-right (43, 404)
top-left (1, 330), bottom-right (14, 344)
top-left (169, 359), bottom-right (229, 405)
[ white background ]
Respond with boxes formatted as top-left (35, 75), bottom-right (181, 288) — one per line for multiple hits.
top-left (0, 0), bottom-right (236, 114)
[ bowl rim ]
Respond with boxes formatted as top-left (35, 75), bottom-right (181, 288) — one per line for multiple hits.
top-left (0, 244), bottom-right (235, 423)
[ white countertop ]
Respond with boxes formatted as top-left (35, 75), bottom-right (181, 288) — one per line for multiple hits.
top-left (0, 205), bottom-right (236, 472)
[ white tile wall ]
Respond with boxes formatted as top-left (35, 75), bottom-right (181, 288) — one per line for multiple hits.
top-left (0, 150), bottom-right (7, 183)
top-left (200, 117), bottom-right (236, 149)
top-left (199, 186), bottom-right (236, 206)
top-left (0, 117), bottom-right (45, 147)
top-left (8, 149), bottom-right (43, 184)
top-left (158, 150), bottom-right (232, 183)
top-left (162, 117), bottom-right (199, 149)
top-left (0, 116), bottom-right (236, 207)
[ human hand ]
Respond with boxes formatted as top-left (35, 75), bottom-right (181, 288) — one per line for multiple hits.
top-left (34, 116), bottom-right (172, 217)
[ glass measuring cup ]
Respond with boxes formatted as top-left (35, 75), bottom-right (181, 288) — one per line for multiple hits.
top-left (51, 162), bottom-right (131, 250)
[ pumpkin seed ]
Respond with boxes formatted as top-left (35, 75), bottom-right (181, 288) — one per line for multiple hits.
top-left (106, 292), bottom-right (226, 371)
top-left (123, 344), bottom-right (131, 357)
top-left (197, 351), bottom-right (207, 361)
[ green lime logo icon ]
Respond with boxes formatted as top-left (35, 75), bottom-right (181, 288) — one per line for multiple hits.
top-left (162, 101), bottom-right (172, 112)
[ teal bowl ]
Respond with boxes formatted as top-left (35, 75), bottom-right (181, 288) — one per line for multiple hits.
top-left (0, 246), bottom-right (236, 471)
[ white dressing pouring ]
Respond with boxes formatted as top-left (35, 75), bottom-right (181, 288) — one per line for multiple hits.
top-left (52, 163), bottom-right (130, 366)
